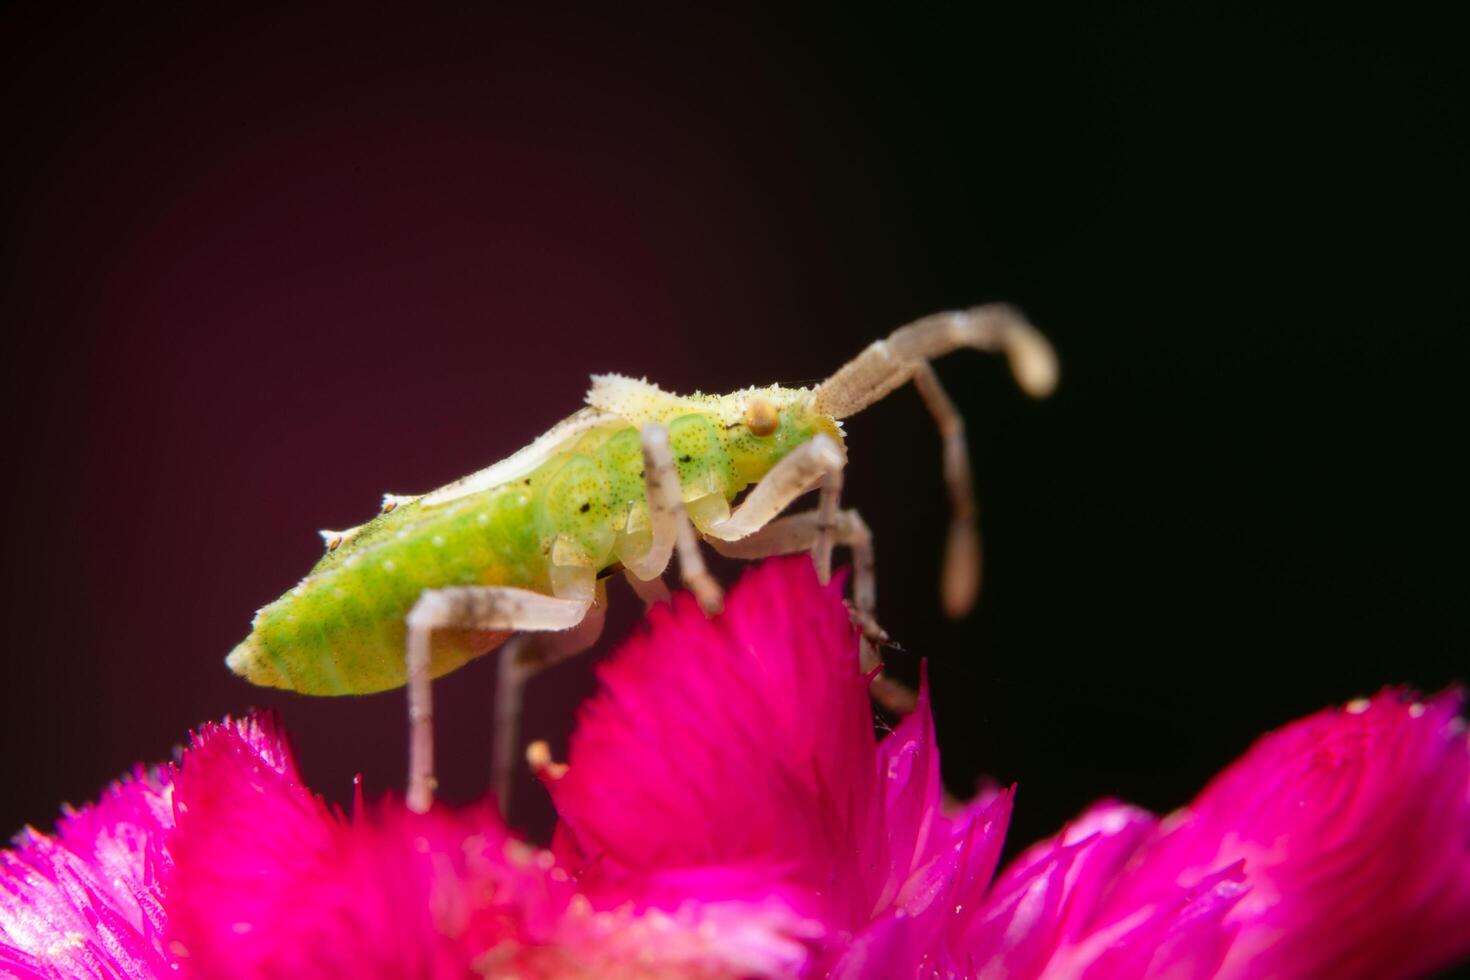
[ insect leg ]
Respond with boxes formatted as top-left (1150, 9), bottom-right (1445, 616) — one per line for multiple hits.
top-left (701, 434), bottom-right (846, 542)
top-left (403, 585), bottom-right (591, 813)
top-left (811, 304), bottom-right (1057, 419)
top-left (623, 568), bottom-right (672, 607)
top-left (912, 362), bottom-right (980, 618)
top-left (709, 508), bottom-right (877, 640)
top-left (812, 465), bottom-right (842, 586)
top-left (708, 508), bottom-right (916, 715)
top-left (626, 423), bottom-right (723, 614)
top-left (493, 581), bottom-right (607, 812)
top-left (810, 305), bottom-right (1057, 615)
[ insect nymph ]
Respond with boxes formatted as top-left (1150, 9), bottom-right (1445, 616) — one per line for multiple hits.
top-left (227, 306), bottom-right (1057, 812)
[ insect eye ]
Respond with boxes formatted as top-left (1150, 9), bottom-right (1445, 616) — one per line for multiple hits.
top-left (744, 398), bottom-right (780, 437)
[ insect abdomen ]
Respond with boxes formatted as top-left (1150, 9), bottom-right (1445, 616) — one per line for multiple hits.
top-left (231, 489), bottom-right (545, 695)
top-left (229, 411), bottom-right (750, 696)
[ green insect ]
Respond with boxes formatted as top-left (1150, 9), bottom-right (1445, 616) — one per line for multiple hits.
top-left (227, 305), bottom-right (1057, 812)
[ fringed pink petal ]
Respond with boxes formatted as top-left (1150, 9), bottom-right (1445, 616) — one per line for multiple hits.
top-left (963, 807), bottom-right (1142, 980)
top-left (1069, 864), bottom-right (1246, 980)
top-left (547, 557), bottom-right (1018, 974)
top-left (1099, 688), bottom-right (1470, 980)
top-left (548, 558), bottom-right (884, 925)
top-left (0, 764), bottom-right (177, 979)
top-left (535, 868), bottom-right (824, 979)
top-left (826, 788), bottom-right (1014, 979)
top-left (999, 802), bottom-right (1245, 979)
top-left (163, 715), bottom-right (551, 977)
top-left (165, 712), bottom-right (822, 978)
top-left (874, 668), bottom-right (946, 911)
top-left (959, 801), bottom-right (1244, 978)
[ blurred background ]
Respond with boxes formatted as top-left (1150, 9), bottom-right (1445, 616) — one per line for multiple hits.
top-left (1, 5), bottom-right (1464, 865)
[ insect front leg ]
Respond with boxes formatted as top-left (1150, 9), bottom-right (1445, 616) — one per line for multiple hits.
top-left (701, 434), bottom-right (847, 542)
top-left (493, 581), bottom-right (607, 814)
top-left (403, 585), bottom-right (592, 813)
top-left (811, 305), bottom-right (1058, 616)
top-left (708, 508), bottom-right (916, 716)
top-left (708, 509), bottom-right (877, 639)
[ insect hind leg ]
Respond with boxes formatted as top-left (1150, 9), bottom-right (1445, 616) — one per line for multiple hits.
top-left (403, 584), bottom-right (591, 813)
top-left (492, 582), bottom-right (607, 816)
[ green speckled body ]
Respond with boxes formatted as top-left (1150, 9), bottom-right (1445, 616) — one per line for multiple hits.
top-left (231, 393), bottom-right (838, 695)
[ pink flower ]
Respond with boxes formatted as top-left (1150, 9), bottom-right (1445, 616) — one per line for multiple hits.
top-left (0, 762), bottom-right (175, 979)
top-left (2, 557), bottom-right (1467, 978)
top-left (1047, 690), bottom-right (1470, 979)
top-left (1, 712), bottom-right (820, 979)
top-left (165, 716), bottom-right (821, 978)
top-left (543, 558), bottom-right (1017, 974)
top-left (546, 559), bottom-right (1470, 977)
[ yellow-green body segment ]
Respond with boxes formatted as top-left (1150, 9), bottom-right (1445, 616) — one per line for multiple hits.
top-left (227, 377), bottom-right (843, 695)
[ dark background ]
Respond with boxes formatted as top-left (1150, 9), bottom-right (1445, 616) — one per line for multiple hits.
top-left (2, 2), bottom-right (1465, 883)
